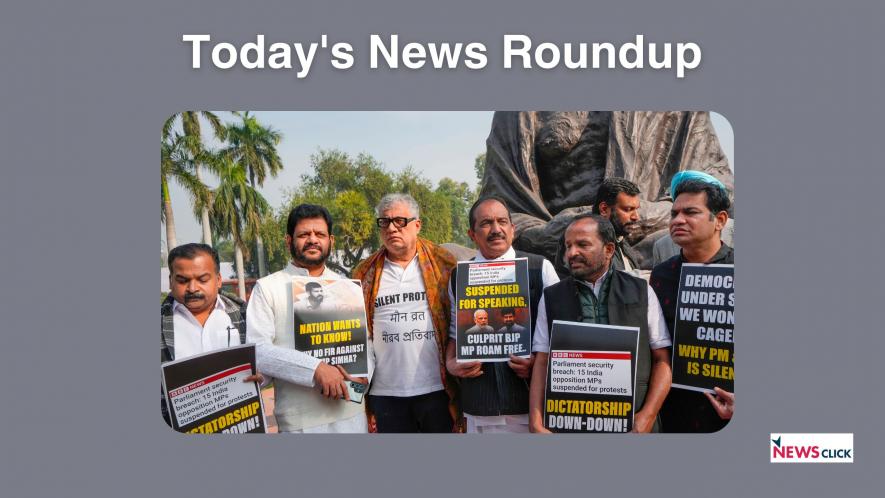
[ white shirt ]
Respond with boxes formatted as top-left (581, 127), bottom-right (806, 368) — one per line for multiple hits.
top-left (447, 247), bottom-right (560, 429)
top-left (532, 270), bottom-right (672, 354)
top-left (172, 297), bottom-right (240, 360)
top-left (248, 263), bottom-right (377, 387)
top-left (247, 264), bottom-right (325, 387)
top-left (616, 236), bottom-right (635, 271)
top-left (370, 256), bottom-right (443, 397)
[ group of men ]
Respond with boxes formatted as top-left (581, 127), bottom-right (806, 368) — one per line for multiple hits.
top-left (161, 171), bottom-right (734, 433)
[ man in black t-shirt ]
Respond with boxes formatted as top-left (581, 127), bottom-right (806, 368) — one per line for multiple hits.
top-left (650, 172), bottom-right (734, 432)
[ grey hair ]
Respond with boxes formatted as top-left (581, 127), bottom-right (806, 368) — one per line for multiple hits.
top-left (473, 309), bottom-right (488, 319)
top-left (376, 193), bottom-right (420, 219)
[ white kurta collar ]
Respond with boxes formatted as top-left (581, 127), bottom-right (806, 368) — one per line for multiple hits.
top-left (285, 262), bottom-right (339, 278)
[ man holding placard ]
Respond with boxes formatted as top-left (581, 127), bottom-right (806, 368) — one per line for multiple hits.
top-left (447, 196), bottom-right (559, 433)
top-left (247, 204), bottom-right (372, 433)
top-left (160, 243), bottom-right (264, 426)
top-left (529, 214), bottom-right (672, 433)
top-left (650, 172), bottom-right (734, 432)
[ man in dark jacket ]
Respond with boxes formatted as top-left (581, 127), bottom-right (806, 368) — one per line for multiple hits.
top-left (161, 243), bottom-right (261, 425)
top-left (650, 172), bottom-right (734, 432)
top-left (529, 215), bottom-right (672, 433)
top-left (446, 197), bottom-right (559, 433)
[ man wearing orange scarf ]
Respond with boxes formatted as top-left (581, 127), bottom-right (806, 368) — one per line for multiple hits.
top-left (353, 193), bottom-right (459, 432)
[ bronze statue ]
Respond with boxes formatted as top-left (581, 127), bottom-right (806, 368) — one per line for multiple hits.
top-left (480, 111), bottom-right (732, 270)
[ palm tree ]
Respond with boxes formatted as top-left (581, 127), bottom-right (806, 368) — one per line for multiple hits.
top-left (161, 134), bottom-right (210, 250)
top-left (163, 112), bottom-right (225, 245)
top-left (223, 111), bottom-right (283, 276)
top-left (210, 157), bottom-right (271, 298)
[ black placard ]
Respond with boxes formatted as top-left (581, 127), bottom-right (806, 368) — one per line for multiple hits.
top-left (162, 344), bottom-right (266, 434)
top-left (292, 277), bottom-right (370, 376)
top-left (670, 263), bottom-right (735, 393)
top-left (544, 321), bottom-right (639, 433)
top-left (454, 258), bottom-right (532, 362)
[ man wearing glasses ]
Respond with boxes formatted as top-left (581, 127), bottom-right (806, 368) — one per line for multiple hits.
top-left (354, 193), bottom-right (459, 432)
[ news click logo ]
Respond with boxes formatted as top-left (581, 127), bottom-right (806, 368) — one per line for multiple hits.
top-left (770, 433), bottom-right (853, 463)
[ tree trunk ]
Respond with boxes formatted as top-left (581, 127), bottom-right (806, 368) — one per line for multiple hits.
top-left (255, 234), bottom-right (267, 277)
top-left (234, 243), bottom-right (247, 299)
top-left (162, 179), bottom-right (178, 250)
top-left (201, 208), bottom-right (213, 245)
top-left (247, 177), bottom-right (268, 277)
top-left (195, 165), bottom-right (213, 245)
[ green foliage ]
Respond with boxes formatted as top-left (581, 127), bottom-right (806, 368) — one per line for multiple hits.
top-left (474, 152), bottom-right (486, 183)
top-left (163, 111), bottom-right (225, 146)
top-left (436, 177), bottom-right (477, 247)
top-left (162, 111), bottom-right (285, 284)
top-left (394, 167), bottom-right (452, 245)
top-left (164, 112), bottom-right (487, 279)
top-left (331, 190), bottom-right (374, 257)
top-left (214, 239), bottom-right (234, 262)
top-left (223, 111), bottom-right (284, 188)
top-left (248, 211), bottom-right (288, 275)
top-left (271, 149), bottom-right (481, 274)
top-left (210, 157), bottom-right (271, 255)
top-left (161, 112), bottom-right (225, 248)
top-left (161, 134), bottom-right (211, 221)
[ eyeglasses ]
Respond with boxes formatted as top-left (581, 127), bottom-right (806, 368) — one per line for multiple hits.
top-left (376, 217), bottom-right (417, 229)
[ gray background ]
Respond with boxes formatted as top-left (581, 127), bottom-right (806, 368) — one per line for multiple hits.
top-left (1, 0), bottom-right (881, 496)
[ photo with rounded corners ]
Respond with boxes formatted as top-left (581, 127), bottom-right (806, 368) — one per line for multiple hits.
top-left (160, 111), bottom-right (735, 435)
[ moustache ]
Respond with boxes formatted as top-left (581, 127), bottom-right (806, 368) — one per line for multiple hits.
top-left (486, 232), bottom-right (505, 242)
top-left (302, 243), bottom-right (322, 252)
top-left (184, 292), bottom-right (205, 301)
top-left (568, 255), bottom-right (588, 266)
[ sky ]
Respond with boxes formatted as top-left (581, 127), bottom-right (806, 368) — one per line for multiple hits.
top-left (162, 111), bottom-right (733, 251)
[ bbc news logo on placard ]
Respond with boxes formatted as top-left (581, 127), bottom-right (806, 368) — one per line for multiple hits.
top-left (770, 433), bottom-right (853, 463)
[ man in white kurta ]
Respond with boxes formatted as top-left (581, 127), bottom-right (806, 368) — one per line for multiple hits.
top-left (246, 204), bottom-right (373, 433)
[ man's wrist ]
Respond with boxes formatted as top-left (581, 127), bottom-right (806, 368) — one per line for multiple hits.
top-left (308, 359), bottom-right (324, 387)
